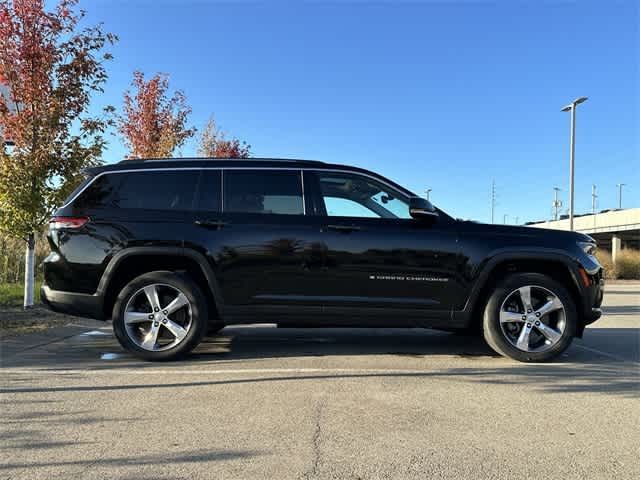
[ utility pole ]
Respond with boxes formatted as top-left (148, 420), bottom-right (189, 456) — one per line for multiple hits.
top-left (425, 188), bottom-right (432, 201)
top-left (552, 187), bottom-right (562, 221)
top-left (561, 96), bottom-right (588, 231)
top-left (617, 183), bottom-right (626, 209)
top-left (490, 179), bottom-right (496, 224)
top-left (503, 214), bottom-right (508, 225)
top-left (591, 184), bottom-right (598, 214)
top-left (514, 216), bottom-right (519, 225)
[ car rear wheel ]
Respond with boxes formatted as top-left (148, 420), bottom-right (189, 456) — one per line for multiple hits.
top-left (112, 271), bottom-right (208, 361)
top-left (482, 273), bottom-right (577, 362)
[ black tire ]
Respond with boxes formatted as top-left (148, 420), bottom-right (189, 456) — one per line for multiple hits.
top-left (482, 273), bottom-right (577, 362)
top-left (112, 271), bottom-right (208, 361)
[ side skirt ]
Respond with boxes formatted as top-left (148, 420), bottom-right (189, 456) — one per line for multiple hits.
top-left (222, 305), bottom-right (466, 329)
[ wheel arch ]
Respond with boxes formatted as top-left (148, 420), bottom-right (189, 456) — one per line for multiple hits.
top-left (98, 247), bottom-right (223, 322)
top-left (459, 251), bottom-right (586, 335)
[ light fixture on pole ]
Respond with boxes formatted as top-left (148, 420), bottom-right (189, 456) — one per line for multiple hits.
top-left (561, 96), bottom-right (588, 231)
top-left (425, 188), bottom-right (432, 201)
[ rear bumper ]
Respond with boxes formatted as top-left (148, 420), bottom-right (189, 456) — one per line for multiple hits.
top-left (40, 285), bottom-right (106, 320)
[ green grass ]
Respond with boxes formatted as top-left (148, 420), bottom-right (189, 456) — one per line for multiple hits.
top-left (0, 282), bottom-right (42, 307)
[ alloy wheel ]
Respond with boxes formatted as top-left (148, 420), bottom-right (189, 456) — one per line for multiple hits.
top-left (499, 285), bottom-right (566, 353)
top-left (123, 283), bottom-right (193, 352)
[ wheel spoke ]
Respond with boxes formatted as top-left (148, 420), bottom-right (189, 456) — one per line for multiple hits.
top-left (500, 310), bottom-right (525, 324)
top-left (519, 286), bottom-right (533, 312)
top-left (141, 323), bottom-right (160, 350)
top-left (516, 323), bottom-right (533, 351)
top-left (163, 319), bottom-right (188, 342)
top-left (535, 297), bottom-right (563, 318)
top-left (535, 321), bottom-right (562, 344)
top-left (124, 311), bottom-right (151, 324)
top-left (143, 285), bottom-right (161, 311)
top-left (163, 293), bottom-right (189, 315)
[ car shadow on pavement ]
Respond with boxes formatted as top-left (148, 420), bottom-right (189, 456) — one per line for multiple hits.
top-left (2, 327), bottom-right (638, 398)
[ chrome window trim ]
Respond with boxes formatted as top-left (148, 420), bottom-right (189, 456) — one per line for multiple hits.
top-left (220, 169), bottom-right (224, 213)
top-left (60, 166), bottom-right (411, 214)
top-left (300, 170), bottom-right (306, 215)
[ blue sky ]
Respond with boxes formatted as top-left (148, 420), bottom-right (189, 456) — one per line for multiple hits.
top-left (83, 0), bottom-right (637, 223)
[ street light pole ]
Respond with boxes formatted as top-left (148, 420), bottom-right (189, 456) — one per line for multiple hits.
top-left (425, 188), bottom-right (432, 201)
top-left (617, 183), bottom-right (626, 209)
top-left (561, 96), bottom-right (588, 231)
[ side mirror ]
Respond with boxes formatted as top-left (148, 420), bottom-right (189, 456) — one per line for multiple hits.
top-left (409, 197), bottom-right (438, 219)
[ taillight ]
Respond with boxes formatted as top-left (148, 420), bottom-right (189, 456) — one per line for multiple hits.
top-left (49, 216), bottom-right (89, 230)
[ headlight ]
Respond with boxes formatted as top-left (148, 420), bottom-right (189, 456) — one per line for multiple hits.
top-left (578, 241), bottom-right (596, 256)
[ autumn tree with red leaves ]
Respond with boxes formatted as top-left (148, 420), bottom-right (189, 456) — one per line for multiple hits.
top-left (197, 117), bottom-right (251, 158)
top-left (118, 71), bottom-right (196, 159)
top-left (0, 0), bottom-right (115, 307)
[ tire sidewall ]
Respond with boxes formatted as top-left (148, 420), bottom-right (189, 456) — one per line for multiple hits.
top-left (112, 271), bottom-right (208, 361)
top-left (483, 273), bottom-right (577, 362)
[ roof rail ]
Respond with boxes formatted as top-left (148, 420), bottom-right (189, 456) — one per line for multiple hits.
top-left (117, 157), bottom-right (325, 164)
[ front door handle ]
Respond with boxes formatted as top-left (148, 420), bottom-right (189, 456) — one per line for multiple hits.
top-left (194, 219), bottom-right (229, 229)
top-left (326, 224), bottom-right (362, 232)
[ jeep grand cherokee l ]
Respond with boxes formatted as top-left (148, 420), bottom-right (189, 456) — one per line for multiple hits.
top-left (41, 158), bottom-right (604, 362)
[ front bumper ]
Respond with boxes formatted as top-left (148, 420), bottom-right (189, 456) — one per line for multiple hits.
top-left (579, 267), bottom-right (604, 330)
top-left (40, 285), bottom-right (106, 320)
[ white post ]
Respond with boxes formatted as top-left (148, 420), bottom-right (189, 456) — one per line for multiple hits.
top-left (23, 233), bottom-right (35, 308)
top-left (611, 235), bottom-right (621, 265)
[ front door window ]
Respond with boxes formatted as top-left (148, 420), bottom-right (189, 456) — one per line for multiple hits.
top-left (317, 172), bottom-right (411, 219)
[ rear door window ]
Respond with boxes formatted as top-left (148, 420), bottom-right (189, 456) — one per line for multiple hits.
top-left (223, 170), bottom-right (303, 215)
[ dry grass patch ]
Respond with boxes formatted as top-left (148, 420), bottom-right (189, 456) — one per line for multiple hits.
top-left (596, 248), bottom-right (640, 280)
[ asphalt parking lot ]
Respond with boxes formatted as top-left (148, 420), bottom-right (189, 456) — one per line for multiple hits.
top-left (1, 284), bottom-right (639, 480)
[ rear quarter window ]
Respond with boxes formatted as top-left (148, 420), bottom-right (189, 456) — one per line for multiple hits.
top-left (73, 170), bottom-right (199, 211)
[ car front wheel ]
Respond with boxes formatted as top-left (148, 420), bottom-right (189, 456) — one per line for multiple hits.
top-left (482, 273), bottom-right (577, 362)
top-left (112, 271), bottom-right (208, 361)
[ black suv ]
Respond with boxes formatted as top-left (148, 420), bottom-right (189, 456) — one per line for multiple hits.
top-left (41, 158), bottom-right (604, 362)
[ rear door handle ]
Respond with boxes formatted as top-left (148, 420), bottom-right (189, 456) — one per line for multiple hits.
top-left (194, 220), bottom-right (229, 229)
top-left (326, 224), bottom-right (362, 232)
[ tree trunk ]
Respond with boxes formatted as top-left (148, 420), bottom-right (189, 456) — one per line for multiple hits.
top-left (23, 233), bottom-right (35, 308)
